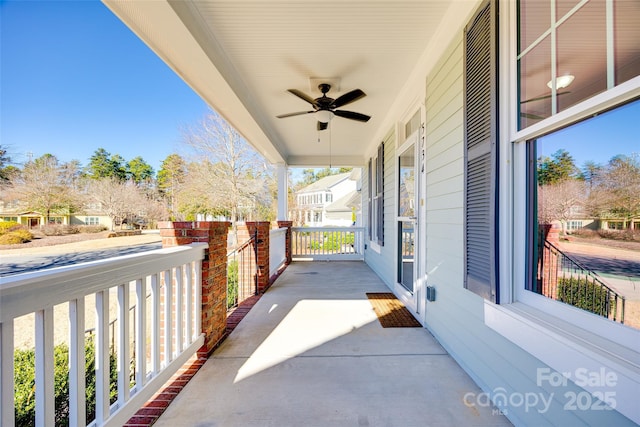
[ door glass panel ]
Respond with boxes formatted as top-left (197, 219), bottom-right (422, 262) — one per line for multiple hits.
top-left (398, 145), bottom-right (415, 217)
top-left (398, 143), bottom-right (415, 292)
top-left (399, 221), bottom-right (415, 292)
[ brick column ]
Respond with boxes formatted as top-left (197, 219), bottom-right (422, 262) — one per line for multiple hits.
top-left (158, 221), bottom-right (230, 354)
top-left (539, 222), bottom-right (561, 299)
top-left (246, 221), bottom-right (271, 293)
top-left (277, 220), bottom-right (293, 265)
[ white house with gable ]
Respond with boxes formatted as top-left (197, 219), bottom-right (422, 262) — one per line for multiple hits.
top-left (292, 171), bottom-right (358, 227)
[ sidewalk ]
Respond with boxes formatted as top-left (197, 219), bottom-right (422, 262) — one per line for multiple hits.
top-left (0, 232), bottom-right (162, 256)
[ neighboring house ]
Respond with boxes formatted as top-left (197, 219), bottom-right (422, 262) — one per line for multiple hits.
top-left (291, 171), bottom-right (358, 227)
top-left (0, 199), bottom-right (114, 229)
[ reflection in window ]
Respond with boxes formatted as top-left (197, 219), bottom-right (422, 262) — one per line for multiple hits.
top-left (527, 99), bottom-right (640, 330)
top-left (518, 0), bottom-right (640, 129)
top-left (398, 146), bottom-right (415, 218)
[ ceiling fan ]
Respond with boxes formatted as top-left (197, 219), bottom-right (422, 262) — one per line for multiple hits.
top-left (277, 83), bottom-right (371, 131)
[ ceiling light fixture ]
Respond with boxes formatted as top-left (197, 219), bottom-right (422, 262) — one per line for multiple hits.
top-left (316, 110), bottom-right (334, 123)
top-left (547, 74), bottom-right (575, 90)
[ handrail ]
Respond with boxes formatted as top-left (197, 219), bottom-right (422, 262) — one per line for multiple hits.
top-left (291, 226), bottom-right (364, 260)
top-left (1, 244), bottom-right (206, 427)
top-left (269, 228), bottom-right (287, 275)
top-left (227, 234), bottom-right (257, 310)
top-left (540, 240), bottom-right (625, 323)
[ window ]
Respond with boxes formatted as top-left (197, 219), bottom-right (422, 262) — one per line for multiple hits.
top-left (518, 0), bottom-right (640, 329)
top-left (369, 142), bottom-right (385, 246)
top-left (527, 99), bottom-right (639, 330)
top-left (518, 0), bottom-right (640, 129)
top-left (463, 0), bottom-right (499, 303)
top-left (86, 217), bottom-right (100, 225)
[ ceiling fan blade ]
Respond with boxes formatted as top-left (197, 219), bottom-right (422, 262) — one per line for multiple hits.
top-left (520, 91), bottom-right (570, 104)
top-left (276, 110), bottom-right (315, 118)
top-left (287, 89), bottom-right (318, 106)
top-left (317, 121), bottom-right (328, 131)
top-left (334, 110), bottom-right (371, 122)
top-left (333, 89), bottom-right (366, 108)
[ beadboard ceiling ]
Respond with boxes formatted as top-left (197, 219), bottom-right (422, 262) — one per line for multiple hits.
top-left (104, 0), bottom-right (463, 166)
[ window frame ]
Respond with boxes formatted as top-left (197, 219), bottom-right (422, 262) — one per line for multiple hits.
top-left (491, 0), bottom-right (640, 373)
top-left (483, 4), bottom-right (640, 422)
top-left (369, 141), bottom-right (385, 249)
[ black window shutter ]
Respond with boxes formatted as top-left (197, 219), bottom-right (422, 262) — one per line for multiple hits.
top-left (368, 158), bottom-right (373, 241)
top-left (377, 142), bottom-right (384, 246)
top-left (463, 0), bottom-right (499, 303)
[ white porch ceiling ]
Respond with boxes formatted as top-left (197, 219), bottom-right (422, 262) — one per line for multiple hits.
top-left (103, 1), bottom-right (463, 166)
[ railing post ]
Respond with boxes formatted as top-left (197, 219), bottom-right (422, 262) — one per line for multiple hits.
top-left (159, 221), bottom-right (230, 354)
top-left (246, 221), bottom-right (271, 293)
top-left (277, 221), bottom-right (293, 265)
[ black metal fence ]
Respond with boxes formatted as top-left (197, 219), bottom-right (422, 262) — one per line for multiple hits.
top-left (538, 240), bottom-right (625, 323)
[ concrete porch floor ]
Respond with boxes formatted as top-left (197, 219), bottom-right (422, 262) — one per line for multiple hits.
top-left (154, 261), bottom-right (512, 427)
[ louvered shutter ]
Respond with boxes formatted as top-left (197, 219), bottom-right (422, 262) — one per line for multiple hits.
top-left (463, 0), bottom-right (499, 302)
top-left (376, 142), bottom-right (384, 246)
top-left (368, 158), bottom-right (373, 241)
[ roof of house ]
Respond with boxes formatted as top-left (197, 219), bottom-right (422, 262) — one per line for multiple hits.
top-left (325, 190), bottom-right (360, 212)
top-left (296, 172), bottom-right (351, 194)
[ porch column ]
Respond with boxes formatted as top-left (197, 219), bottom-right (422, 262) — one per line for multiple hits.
top-left (158, 221), bottom-right (230, 354)
top-left (276, 163), bottom-right (288, 221)
top-left (277, 220), bottom-right (293, 265)
top-left (246, 221), bottom-right (271, 293)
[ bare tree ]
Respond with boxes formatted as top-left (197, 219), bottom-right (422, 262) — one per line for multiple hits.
top-left (182, 109), bottom-right (274, 243)
top-left (538, 179), bottom-right (588, 233)
top-left (10, 155), bottom-right (83, 223)
top-left (88, 177), bottom-right (141, 230)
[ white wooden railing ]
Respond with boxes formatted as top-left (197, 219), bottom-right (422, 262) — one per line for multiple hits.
top-left (291, 227), bottom-right (364, 261)
top-left (0, 244), bottom-right (206, 427)
top-left (269, 228), bottom-right (287, 274)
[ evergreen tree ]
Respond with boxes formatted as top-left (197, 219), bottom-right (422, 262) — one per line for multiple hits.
top-left (537, 149), bottom-right (579, 185)
top-left (85, 148), bottom-right (126, 180)
top-left (127, 156), bottom-right (155, 184)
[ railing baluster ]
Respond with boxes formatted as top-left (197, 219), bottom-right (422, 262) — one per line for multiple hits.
top-left (35, 308), bottom-right (55, 426)
top-left (185, 263), bottom-right (193, 342)
top-left (150, 273), bottom-right (160, 374)
top-left (69, 298), bottom-right (86, 427)
top-left (117, 283), bottom-right (131, 403)
top-left (0, 321), bottom-right (15, 427)
top-left (175, 266), bottom-right (183, 353)
top-left (95, 290), bottom-right (110, 423)
top-left (194, 263), bottom-right (202, 339)
top-left (163, 270), bottom-right (172, 366)
top-left (2, 245), bottom-right (206, 427)
top-left (135, 278), bottom-right (147, 389)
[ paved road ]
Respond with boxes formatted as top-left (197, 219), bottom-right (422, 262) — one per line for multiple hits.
top-left (0, 242), bottom-right (162, 277)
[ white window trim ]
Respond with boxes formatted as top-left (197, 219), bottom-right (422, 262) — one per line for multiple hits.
top-left (489, 1), bottom-right (640, 423)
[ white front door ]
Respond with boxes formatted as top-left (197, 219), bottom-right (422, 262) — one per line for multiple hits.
top-left (395, 128), bottom-right (422, 314)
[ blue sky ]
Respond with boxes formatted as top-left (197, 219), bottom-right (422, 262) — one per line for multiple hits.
top-left (2, 1), bottom-right (636, 177)
top-left (1, 0), bottom-right (208, 172)
top-left (539, 99), bottom-right (639, 169)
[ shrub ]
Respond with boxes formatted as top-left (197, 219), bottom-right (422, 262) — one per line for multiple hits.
top-left (570, 228), bottom-right (597, 238)
top-left (0, 233), bottom-right (25, 245)
top-left (557, 277), bottom-right (616, 318)
top-left (0, 220), bottom-right (21, 234)
top-left (14, 335), bottom-right (118, 426)
top-left (12, 229), bottom-right (34, 241)
top-left (41, 225), bottom-right (80, 236)
top-left (79, 225), bottom-right (108, 233)
top-left (227, 260), bottom-right (239, 309)
top-left (598, 229), bottom-right (639, 242)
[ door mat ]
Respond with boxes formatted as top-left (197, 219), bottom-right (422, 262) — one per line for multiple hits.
top-left (366, 293), bottom-right (421, 328)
